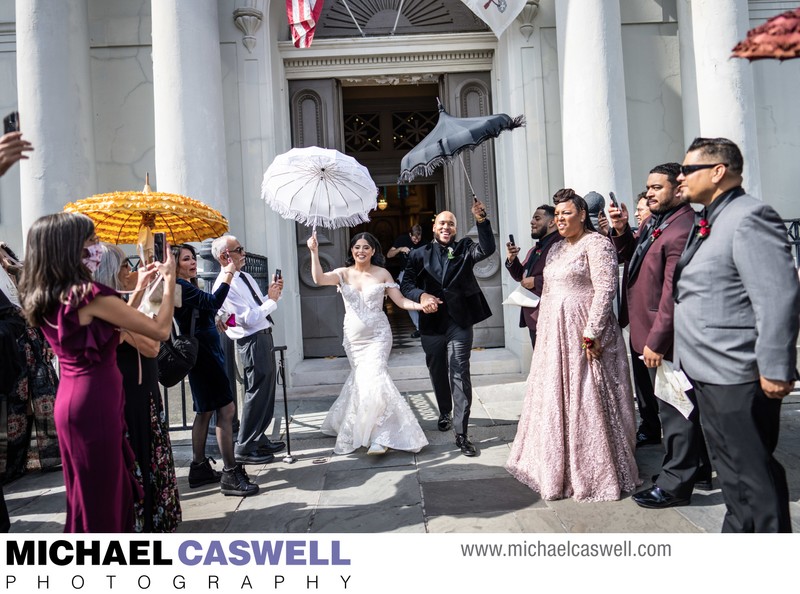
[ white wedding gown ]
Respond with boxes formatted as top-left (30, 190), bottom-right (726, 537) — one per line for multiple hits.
top-left (321, 276), bottom-right (428, 454)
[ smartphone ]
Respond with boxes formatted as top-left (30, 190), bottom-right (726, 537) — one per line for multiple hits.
top-left (275, 268), bottom-right (282, 280)
top-left (3, 111), bottom-right (19, 134)
top-left (153, 232), bottom-right (166, 263)
top-left (609, 191), bottom-right (619, 208)
top-left (508, 234), bottom-right (515, 246)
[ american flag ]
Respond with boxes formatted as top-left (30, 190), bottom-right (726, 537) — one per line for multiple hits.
top-left (286, 0), bottom-right (325, 48)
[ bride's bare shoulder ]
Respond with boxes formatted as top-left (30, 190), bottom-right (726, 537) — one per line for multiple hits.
top-left (371, 266), bottom-right (394, 283)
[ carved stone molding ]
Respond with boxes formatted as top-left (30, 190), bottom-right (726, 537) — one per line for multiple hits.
top-left (233, 7), bottom-right (263, 53)
top-left (299, 253), bottom-right (336, 288)
top-left (518, 0), bottom-right (541, 42)
top-left (473, 251), bottom-right (500, 280)
top-left (291, 90), bottom-right (325, 148)
top-left (283, 47), bottom-right (495, 79)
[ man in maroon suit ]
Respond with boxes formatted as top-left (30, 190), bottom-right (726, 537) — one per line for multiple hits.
top-left (504, 204), bottom-right (563, 349)
top-left (609, 162), bottom-right (711, 508)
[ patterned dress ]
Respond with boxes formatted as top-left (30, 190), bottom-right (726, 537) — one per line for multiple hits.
top-left (321, 275), bottom-right (428, 454)
top-left (506, 232), bottom-right (640, 502)
top-left (1, 321), bottom-right (60, 483)
top-left (117, 343), bottom-right (181, 532)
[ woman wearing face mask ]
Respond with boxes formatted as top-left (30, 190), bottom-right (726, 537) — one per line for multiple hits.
top-left (93, 243), bottom-right (181, 532)
top-left (19, 213), bottom-right (177, 533)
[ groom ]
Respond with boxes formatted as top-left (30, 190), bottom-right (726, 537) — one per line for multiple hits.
top-left (401, 200), bottom-right (495, 456)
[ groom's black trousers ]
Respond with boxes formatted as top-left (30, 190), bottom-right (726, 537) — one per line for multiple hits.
top-left (421, 321), bottom-right (473, 435)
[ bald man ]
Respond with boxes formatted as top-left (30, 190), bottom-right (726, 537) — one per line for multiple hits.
top-left (401, 201), bottom-right (495, 457)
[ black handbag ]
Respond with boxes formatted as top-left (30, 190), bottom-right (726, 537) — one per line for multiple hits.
top-left (157, 310), bottom-right (198, 387)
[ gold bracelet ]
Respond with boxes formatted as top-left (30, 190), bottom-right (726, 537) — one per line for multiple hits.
top-left (476, 217), bottom-right (486, 224)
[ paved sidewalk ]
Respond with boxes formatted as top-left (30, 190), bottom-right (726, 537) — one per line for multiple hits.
top-left (6, 368), bottom-right (800, 534)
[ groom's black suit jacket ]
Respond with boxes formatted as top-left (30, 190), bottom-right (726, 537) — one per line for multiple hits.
top-left (400, 219), bottom-right (495, 334)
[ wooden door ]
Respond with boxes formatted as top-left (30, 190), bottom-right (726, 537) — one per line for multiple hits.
top-left (290, 79), bottom-right (348, 357)
top-left (441, 72), bottom-right (505, 347)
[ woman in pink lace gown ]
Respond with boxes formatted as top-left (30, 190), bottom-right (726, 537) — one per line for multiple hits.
top-left (19, 213), bottom-right (177, 532)
top-left (506, 191), bottom-right (639, 502)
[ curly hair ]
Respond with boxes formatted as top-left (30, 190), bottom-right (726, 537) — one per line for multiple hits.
top-left (552, 188), bottom-right (581, 204)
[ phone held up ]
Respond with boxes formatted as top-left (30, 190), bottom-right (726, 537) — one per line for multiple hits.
top-left (275, 268), bottom-right (282, 281)
top-left (3, 111), bottom-right (19, 134)
top-left (508, 234), bottom-right (515, 246)
top-left (609, 191), bottom-right (619, 208)
top-left (153, 232), bottom-right (166, 263)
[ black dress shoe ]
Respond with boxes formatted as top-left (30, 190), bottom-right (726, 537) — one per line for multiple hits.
top-left (635, 431), bottom-right (662, 448)
top-left (437, 413), bottom-right (452, 432)
top-left (455, 434), bottom-right (477, 457)
top-left (257, 440), bottom-right (286, 455)
top-left (632, 486), bottom-right (690, 509)
top-left (234, 451), bottom-right (275, 465)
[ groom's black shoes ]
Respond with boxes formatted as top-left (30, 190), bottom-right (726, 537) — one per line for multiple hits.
top-left (455, 434), bottom-right (477, 457)
top-left (632, 485), bottom-right (690, 509)
top-left (437, 413), bottom-right (452, 432)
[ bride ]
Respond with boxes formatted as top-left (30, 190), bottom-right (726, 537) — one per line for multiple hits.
top-left (307, 231), bottom-right (432, 455)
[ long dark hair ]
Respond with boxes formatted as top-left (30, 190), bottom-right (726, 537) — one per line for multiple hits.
top-left (19, 212), bottom-right (96, 327)
top-left (552, 189), bottom-right (597, 233)
top-left (345, 232), bottom-right (385, 267)
top-left (173, 243), bottom-right (199, 287)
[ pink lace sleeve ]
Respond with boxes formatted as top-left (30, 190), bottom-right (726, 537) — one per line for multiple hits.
top-left (583, 234), bottom-right (619, 339)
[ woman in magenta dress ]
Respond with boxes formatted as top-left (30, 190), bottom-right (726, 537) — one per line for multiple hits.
top-left (19, 213), bottom-right (177, 532)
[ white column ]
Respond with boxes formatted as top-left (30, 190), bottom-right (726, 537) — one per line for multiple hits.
top-left (676, 0), bottom-right (700, 153)
top-left (555, 0), bottom-right (632, 207)
top-left (16, 0), bottom-right (97, 235)
top-left (151, 0), bottom-right (229, 214)
top-left (688, 0), bottom-right (761, 197)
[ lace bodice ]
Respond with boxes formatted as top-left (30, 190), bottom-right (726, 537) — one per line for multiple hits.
top-left (337, 277), bottom-right (398, 323)
top-left (542, 232), bottom-right (618, 339)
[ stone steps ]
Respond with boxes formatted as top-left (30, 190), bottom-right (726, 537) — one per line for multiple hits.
top-left (289, 346), bottom-right (522, 387)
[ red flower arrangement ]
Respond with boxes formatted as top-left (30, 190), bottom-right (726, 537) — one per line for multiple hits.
top-left (581, 337), bottom-right (594, 350)
top-left (650, 228), bottom-right (662, 241)
top-left (697, 219), bottom-right (710, 239)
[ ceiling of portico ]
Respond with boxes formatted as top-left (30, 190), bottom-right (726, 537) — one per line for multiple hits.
top-left (314, 0), bottom-right (489, 37)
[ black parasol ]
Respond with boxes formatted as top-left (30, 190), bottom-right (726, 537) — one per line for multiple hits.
top-left (398, 98), bottom-right (525, 194)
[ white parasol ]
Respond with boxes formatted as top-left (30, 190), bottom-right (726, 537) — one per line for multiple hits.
top-left (260, 146), bottom-right (378, 230)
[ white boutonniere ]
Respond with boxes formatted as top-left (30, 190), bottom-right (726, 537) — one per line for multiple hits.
top-left (447, 247), bottom-right (455, 260)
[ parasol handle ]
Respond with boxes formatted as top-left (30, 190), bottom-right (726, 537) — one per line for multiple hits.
top-left (458, 153), bottom-right (485, 216)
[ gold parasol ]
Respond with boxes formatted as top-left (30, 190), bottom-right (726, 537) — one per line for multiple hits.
top-left (63, 174), bottom-right (229, 246)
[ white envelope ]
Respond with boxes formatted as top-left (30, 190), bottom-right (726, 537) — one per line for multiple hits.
top-left (653, 359), bottom-right (695, 419)
top-left (502, 285), bottom-right (540, 308)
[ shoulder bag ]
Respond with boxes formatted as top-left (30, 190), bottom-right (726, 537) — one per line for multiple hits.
top-left (157, 309), bottom-right (199, 387)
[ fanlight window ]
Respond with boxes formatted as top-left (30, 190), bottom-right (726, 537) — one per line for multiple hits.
top-left (314, 0), bottom-right (489, 38)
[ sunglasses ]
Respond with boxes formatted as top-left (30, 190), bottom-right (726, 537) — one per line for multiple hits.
top-left (680, 163), bottom-right (727, 176)
top-left (230, 246), bottom-right (246, 254)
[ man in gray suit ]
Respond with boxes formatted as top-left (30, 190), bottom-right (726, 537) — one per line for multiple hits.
top-left (673, 137), bottom-right (800, 532)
